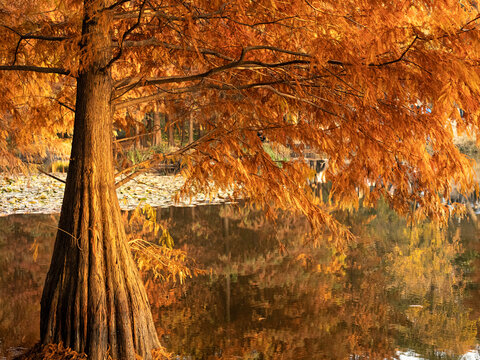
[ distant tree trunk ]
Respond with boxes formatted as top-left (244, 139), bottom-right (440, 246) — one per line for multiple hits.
top-left (180, 120), bottom-right (185, 146)
top-left (195, 122), bottom-right (201, 139)
top-left (135, 121), bottom-right (141, 148)
top-left (167, 115), bottom-right (174, 147)
top-left (153, 111), bottom-right (162, 146)
top-left (40, 2), bottom-right (160, 359)
top-left (189, 114), bottom-right (194, 144)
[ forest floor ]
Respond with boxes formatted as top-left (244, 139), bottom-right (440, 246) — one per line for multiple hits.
top-left (0, 173), bottom-right (234, 216)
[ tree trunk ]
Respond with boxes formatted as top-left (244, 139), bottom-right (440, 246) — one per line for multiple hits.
top-left (153, 111), bottom-right (162, 147)
top-left (188, 114), bottom-right (194, 144)
top-left (167, 115), bottom-right (175, 147)
top-left (135, 122), bottom-right (141, 149)
top-left (40, 2), bottom-right (160, 359)
top-left (180, 120), bottom-right (185, 146)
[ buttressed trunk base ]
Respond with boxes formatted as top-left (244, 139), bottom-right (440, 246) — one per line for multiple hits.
top-left (40, 72), bottom-right (160, 360)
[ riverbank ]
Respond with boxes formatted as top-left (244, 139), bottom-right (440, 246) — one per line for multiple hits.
top-left (0, 173), bottom-right (233, 216)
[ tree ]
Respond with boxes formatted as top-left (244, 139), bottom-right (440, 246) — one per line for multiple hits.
top-left (1, 0), bottom-right (480, 359)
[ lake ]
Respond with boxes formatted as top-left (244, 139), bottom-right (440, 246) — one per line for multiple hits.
top-left (1, 203), bottom-right (479, 359)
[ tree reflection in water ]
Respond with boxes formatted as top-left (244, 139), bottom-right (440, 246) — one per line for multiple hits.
top-left (0, 214), bottom-right (58, 354)
top-left (152, 203), bottom-right (479, 359)
top-left (0, 203), bottom-right (479, 359)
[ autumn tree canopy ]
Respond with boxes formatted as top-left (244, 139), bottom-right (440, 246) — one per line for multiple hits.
top-left (1, 0), bottom-right (480, 225)
top-left (1, 0), bottom-right (480, 359)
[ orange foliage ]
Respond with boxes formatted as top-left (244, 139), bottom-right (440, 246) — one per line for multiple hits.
top-left (125, 204), bottom-right (205, 284)
top-left (19, 343), bottom-right (87, 360)
top-left (17, 342), bottom-right (171, 360)
top-left (1, 1), bottom-right (480, 232)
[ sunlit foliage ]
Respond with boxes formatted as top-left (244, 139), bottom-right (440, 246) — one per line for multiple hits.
top-left (125, 203), bottom-right (204, 284)
top-left (1, 0), bottom-right (480, 234)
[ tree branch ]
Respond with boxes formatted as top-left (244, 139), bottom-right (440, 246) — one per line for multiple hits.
top-left (103, 0), bottom-right (147, 70)
top-left (2, 25), bottom-right (70, 65)
top-left (123, 38), bottom-right (235, 61)
top-left (114, 58), bottom-right (310, 96)
top-left (37, 168), bottom-right (66, 184)
top-left (113, 8), bottom-right (224, 21)
top-left (115, 8), bottom-right (296, 28)
top-left (224, 15), bottom-right (298, 28)
top-left (113, 79), bottom-right (293, 110)
top-left (370, 35), bottom-right (418, 67)
top-left (242, 45), bottom-right (311, 58)
top-left (50, 97), bottom-right (75, 112)
top-left (1, 25), bottom-right (69, 41)
top-left (0, 65), bottom-right (71, 75)
top-left (261, 85), bottom-right (342, 118)
top-left (12, 38), bottom-right (22, 65)
top-left (21, 34), bottom-right (69, 41)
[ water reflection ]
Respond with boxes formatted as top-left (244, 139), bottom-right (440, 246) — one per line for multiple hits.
top-left (0, 204), bottom-right (479, 359)
top-left (0, 214), bottom-right (57, 355)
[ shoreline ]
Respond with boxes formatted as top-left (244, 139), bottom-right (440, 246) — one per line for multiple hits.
top-left (0, 173), bottom-right (233, 216)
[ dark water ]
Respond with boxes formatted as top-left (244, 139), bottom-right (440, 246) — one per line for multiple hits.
top-left (1, 204), bottom-right (480, 359)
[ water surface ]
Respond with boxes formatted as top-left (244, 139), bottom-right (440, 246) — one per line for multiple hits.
top-left (1, 204), bottom-right (479, 359)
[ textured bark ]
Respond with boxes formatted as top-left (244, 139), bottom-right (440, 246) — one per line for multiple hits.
top-left (40, 2), bottom-right (160, 359)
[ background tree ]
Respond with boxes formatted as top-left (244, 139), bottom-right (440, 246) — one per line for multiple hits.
top-left (1, 0), bottom-right (480, 359)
